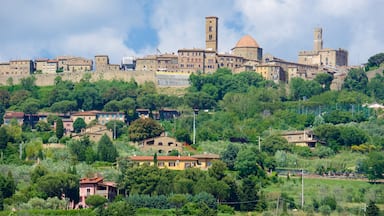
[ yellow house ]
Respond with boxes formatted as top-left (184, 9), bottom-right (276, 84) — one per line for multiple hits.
top-left (129, 156), bottom-right (198, 170)
top-left (192, 153), bottom-right (220, 170)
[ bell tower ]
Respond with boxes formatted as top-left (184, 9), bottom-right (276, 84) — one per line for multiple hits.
top-left (314, 28), bottom-right (323, 51)
top-left (205, 16), bottom-right (218, 52)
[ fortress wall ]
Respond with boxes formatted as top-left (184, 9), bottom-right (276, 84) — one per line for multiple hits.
top-left (0, 70), bottom-right (157, 86)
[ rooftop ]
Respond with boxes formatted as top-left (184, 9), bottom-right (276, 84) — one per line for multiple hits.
top-left (234, 35), bottom-right (260, 48)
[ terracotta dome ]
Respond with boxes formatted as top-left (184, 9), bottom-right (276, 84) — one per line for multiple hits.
top-left (235, 35), bottom-right (260, 48)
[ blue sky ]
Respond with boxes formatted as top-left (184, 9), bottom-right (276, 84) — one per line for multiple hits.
top-left (0, 0), bottom-right (383, 65)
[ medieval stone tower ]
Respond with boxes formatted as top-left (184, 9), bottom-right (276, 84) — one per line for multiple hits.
top-left (205, 16), bottom-right (218, 52)
top-left (314, 28), bottom-right (323, 51)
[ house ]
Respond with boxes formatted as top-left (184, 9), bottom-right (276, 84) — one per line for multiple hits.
top-left (129, 155), bottom-right (198, 170)
top-left (72, 124), bottom-right (113, 142)
top-left (136, 108), bottom-right (150, 118)
top-left (96, 111), bottom-right (125, 125)
top-left (280, 130), bottom-right (319, 148)
top-left (159, 108), bottom-right (180, 120)
top-left (71, 111), bottom-right (98, 125)
top-left (138, 134), bottom-right (183, 154)
top-left (53, 118), bottom-right (73, 134)
top-left (3, 111), bottom-right (24, 126)
top-left (76, 176), bottom-right (117, 209)
top-left (192, 153), bottom-right (220, 170)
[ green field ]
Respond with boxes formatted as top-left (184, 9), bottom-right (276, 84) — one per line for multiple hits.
top-left (262, 176), bottom-right (384, 215)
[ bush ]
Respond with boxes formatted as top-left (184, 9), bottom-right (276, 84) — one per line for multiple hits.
top-left (218, 204), bottom-right (235, 214)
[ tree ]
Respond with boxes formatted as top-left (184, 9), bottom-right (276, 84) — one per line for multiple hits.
top-left (128, 118), bottom-right (164, 142)
top-left (103, 201), bottom-right (136, 216)
top-left (68, 136), bottom-right (93, 162)
top-left (235, 147), bottom-right (267, 178)
top-left (35, 121), bottom-right (51, 132)
top-left (20, 76), bottom-right (37, 92)
top-left (85, 195), bottom-right (107, 208)
top-left (221, 144), bottom-right (239, 170)
top-left (366, 200), bottom-right (380, 216)
top-left (30, 164), bottom-right (49, 183)
top-left (360, 151), bottom-right (384, 182)
top-left (36, 172), bottom-right (79, 203)
top-left (50, 100), bottom-right (77, 113)
top-left (97, 134), bottom-right (118, 162)
top-left (0, 127), bottom-right (9, 150)
top-left (342, 68), bottom-right (368, 93)
top-left (105, 120), bottom-right (126, 139)
top-left (73, 118), bottom-right (87, 133)
top-left (367, 52), bottom-right (384, 69)
top-left (55, 118), bottom-right (64, 139)
top-left (314, 73), bottom-right (333, 91)
top-left (0, 172), bottom-right (16, 199)
top-left (367, 73), bottom-right (384, 100)
top-left (261, 135), bottom-right (291, 156)
top-left (208, 160), bottom-right (227, 180)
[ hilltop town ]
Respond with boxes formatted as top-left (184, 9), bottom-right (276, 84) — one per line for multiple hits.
top-left (0, 16), bottom-right (350, 89)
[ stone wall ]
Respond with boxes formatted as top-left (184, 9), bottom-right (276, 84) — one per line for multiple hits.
top-left (0, 70), bottom-right (157, 86)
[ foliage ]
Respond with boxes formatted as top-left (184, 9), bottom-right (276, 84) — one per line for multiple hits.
top-left (366, 200), bottom-right (380, 216)
top-left (35, 172), bottom-right (79, 203)
top-left (101, 201), bottom-right (136, 216)
top-left (342, 68), bottom-right (368, 93)
top-left (261, 135), bottom-right (291, 156)
top-left (85, 195), bottom-right (107, 208)
top-left (128, 118), bottom-right (164, 142)
top-left (68, 135), bottom-right (94, 162)
top-left (105, 120), bottom-right (126, 139)
top-left (97, 134), bottom-right (118, 162)
top-left (234, 147), bottom-right (268, 178)
top-left (55, 118), bottom-right (64, 139)
top-left (73, 118), bottom-right (86, 133)
top-left (360, 151), bottom-right (384, 181)
top-left (0, 127), bottom-right (9, 150)
top-left (366, 52), bottom-right (384, 69)
top-left (221, 143), bottom-right (239, 170)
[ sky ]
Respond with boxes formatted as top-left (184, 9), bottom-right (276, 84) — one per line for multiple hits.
top-left (0, 0), bottom-right (383, 66)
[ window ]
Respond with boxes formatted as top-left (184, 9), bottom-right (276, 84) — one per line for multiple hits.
top-left (158, 142), bottom-right (163, 146)
top-left (158, 162), bottom-right (164, 167)
top-left (209, 26), bottom-right (212, 32)
top-left (86, 188), bottom-right (91, 196)
top-left (209, 35), bottom-right (212, 40)
top-left (168, 162), bottom-right (175, 166)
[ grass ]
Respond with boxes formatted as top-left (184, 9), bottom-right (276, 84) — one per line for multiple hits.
top-left (263, 176), bottom-right (384, 214)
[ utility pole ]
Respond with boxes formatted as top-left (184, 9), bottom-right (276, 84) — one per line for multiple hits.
top-left (193, 108), bottom-right (199, 145)
top-left (275, 196), bottom-right (280, 216)
top-left (301, 169), bottom-right (304, 208)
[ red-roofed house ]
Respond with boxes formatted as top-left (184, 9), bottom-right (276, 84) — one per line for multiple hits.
top-left (76, 176), bottom-right (117, 209)
top-left (3, 111), bottom-right (24, 125)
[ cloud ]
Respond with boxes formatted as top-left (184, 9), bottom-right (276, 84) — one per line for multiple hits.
top-left (0, 0), bottom-right (383, 65)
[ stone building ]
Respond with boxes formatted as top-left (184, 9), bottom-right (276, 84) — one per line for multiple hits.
top-left (232, 35), bottom-right (263, 61)
top-left (35, 59), bottom-right (58, 74)
top-left (298, 28), bottom-right (348, 67)
top-left (177, 49), bottom-right (205, 73)
top-left (0, 59), bottom-right (33, 76)
top-left (56, 56), bottom-right (93, 72)
top-left (95, 55), bottom-right (120, 72)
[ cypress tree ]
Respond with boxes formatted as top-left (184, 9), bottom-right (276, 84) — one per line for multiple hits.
top-left (56, 118), bottom-right (64, 140)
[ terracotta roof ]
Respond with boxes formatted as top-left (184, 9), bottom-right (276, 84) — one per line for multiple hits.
top-left (234, 35), bottom-right (260, 48)
top-left (80, 177), bottom-right (103, 184)
top-left (130, 156), bottom-right (198, 161)
top-left (191, 153), bottom-right (220, 159)
top-left (72, 111), bottom-right (98, 116)
top-left (4, 111), bottom-right (24, 118)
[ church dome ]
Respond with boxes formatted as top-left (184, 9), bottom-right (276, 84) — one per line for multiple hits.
top-left (235, 35), bottom-right (260, 48)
